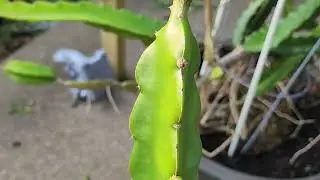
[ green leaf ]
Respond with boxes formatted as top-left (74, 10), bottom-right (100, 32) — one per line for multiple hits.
top-left (233, 0), bottom-right (276, 46)
top-left (129, 2), bottom-right (201, 179)
top-left (0, 1), bottom-right (164, 41)
top-left (2, 60), bottom-right (56, 85)
top-left (297, 9), bottom-right (319, 31)
top-left (257, 55), bottom-right (303, 96)
top-left (272, 37), bottom-right (320, 56)
top-left (311, 25), bottom-right (320, 37)
top-left (243, 0), bottom-right (320, 52)
top-left (284, 0), bottom-right (294, 16)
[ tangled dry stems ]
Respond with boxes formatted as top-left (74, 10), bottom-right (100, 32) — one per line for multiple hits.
top-left (199, 54), bottom-right (317, 158)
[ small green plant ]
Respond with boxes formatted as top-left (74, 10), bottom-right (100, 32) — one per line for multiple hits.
top-left (241, 0), bottom-right (319, 52)
top-left (198, 0), bottom-right (320, 164)
top-left (225, 0), bottom-right (320, 158)
top-left (232, 0), bottom-right (276, 46)
top-left (232, 0), bottom-right (320, 96)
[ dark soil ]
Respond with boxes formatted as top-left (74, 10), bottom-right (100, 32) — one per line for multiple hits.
top-left (201, 98), bottom-right (320, 178)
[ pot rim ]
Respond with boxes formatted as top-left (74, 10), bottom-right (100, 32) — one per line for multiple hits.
top-left (199, 157), bottom-right (320, 180)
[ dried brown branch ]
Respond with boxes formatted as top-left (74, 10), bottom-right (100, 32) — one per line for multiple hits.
top-left (217, 47), bottom-right (248, 66)
top-left (276, 82), bottom-right (308, 138)
top-left (289, 133), bottom-right (320, 165)
top-left (199, 0), bottom-right (216, 116)
top-left (229, 64), bottom-right (247, 138)
top-left (256, 97), bottom-right (314, 126)
top-left (199, 80), bottom-right (218, 117)
top-left (202, 136), bottom-right (232, 158)
top-left (277, 82), bottom-right (304, 120)
top-left (106, 86), bottom-right (120, 114)
top-left (203, 0), bottom-right (215, 65)
top-left (200, 78), bottom-right (231, 127)
top-left (229, 75), bottom-right (240, 124)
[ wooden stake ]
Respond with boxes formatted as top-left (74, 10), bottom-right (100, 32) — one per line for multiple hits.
top-left (99, 0), bottom-right (126, 80)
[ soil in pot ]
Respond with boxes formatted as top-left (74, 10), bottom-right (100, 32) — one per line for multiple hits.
top-left (201, 98), bottom-right (320, 179)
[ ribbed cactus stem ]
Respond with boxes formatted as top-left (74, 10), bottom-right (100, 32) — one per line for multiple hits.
top-left (171, 0), bottom-right (192, 19)
top-left (129, 0), bottom-right (200, 179)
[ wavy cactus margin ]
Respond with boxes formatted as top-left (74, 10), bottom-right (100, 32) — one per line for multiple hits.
top-left (129, 0), bottom-right (202, 179)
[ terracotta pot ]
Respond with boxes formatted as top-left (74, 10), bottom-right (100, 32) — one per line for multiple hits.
top-left (199, 157), bottom-right (320, 180)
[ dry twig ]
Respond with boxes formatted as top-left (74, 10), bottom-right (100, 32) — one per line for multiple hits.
top-left (106, 86), bottom-right (120, 114)
top-left (203, 0), bottom-right (215, 65)
top-left (200, 78), bottom-right (231, 127)
top-left (277, 82), bottom-right (304, 120)
top-left (217, 47), bottom-right (247, 66)
top-left (289, 133), bottom-right (320, 165)
top-left (229, 64), bottom-right (246, 123)
top-left (256, 97), bottom-right (314, 126)
top-left (277, 82), bottom-right (311, 138)
top-left (229, 64), bottom-right (248, 139)
top-left (229, 73), bottom-right (240, 124)
top-left (203, 136), bottom-right (232, 158)
top-left (198, 0), bottom-right (217, 114)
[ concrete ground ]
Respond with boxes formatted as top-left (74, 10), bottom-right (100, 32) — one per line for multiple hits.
top-left (0, 1), bottom-right (242, 179)
top-left (0, 22), bottom-right (136, 180)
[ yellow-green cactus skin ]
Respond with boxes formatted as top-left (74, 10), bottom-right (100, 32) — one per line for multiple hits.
top-left (129, 0), bottom-right (202, 179)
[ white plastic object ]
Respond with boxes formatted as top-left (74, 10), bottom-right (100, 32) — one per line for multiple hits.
top-left (53, 48), bottom-right (114, 102)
